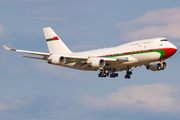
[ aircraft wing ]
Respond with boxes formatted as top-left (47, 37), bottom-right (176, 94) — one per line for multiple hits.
top-left (3, 45), bottom-right (129, 63)
top-left (3, 45), bottom-right (50, 60)
top-left (3, 45), bottom-right (50, 56)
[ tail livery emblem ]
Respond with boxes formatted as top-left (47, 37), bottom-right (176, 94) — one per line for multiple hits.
top-left (46, 36), bottom-right (59, 42)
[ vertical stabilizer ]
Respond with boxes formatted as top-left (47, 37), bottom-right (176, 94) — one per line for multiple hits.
top-left (43, 27), bottom-right (72, 54)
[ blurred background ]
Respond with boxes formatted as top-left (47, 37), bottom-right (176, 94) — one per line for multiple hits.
top-left (0, 0), bottom-right (180, 120)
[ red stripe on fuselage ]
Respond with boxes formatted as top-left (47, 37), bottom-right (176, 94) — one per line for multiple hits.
top-left (99, 48), bottom-right (177, 59)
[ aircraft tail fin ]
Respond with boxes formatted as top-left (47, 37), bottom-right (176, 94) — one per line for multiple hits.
top-left (43, 27), bottom-right (72, 54)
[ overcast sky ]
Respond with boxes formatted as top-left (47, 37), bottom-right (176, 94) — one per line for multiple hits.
top-left (0, 0), bottom-right (180, 120)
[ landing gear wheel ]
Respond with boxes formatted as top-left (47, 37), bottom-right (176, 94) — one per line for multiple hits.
top-left (98, 73), bottom-right (101, 77)
top-left (125, 75), bottom-right (127, 79)
top-left (110, 74), bottom-right (113, 78)
top-left (129, 71), bottom-right (132, 75)
top-left (125, 75), bottom-right (131, 79)
top-left (106, 73), bottom-right (109, 77)
top-left (113, 73), bottom-right (115, 78)
top-left (115, 73), bottom-right (118, 77)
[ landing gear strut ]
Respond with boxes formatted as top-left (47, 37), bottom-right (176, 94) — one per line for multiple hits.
top-left (124, 68), bottom-right (132, 79)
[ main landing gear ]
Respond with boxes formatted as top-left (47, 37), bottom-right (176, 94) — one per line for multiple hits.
top-left (124, 68), bottom-right (132, 79)
top-left (110, 72), bottom-right (118, 78)
top-left (98, 70), bottom-right (109, 77)
top-left (98, 69), bottom-right (118, 78)
top-left (98, 68), bottom-right (133, 79)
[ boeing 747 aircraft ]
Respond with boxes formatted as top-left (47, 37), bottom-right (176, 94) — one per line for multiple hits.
top-left (3, 27), bottom-right (177, 79)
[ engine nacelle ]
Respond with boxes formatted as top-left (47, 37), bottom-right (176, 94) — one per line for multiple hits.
top-left (90, 59), bottom-right (106, 69)
top-left (147, 62), bottom-right (167, 71)
top-left (48, 56), bottom-right (66, 64)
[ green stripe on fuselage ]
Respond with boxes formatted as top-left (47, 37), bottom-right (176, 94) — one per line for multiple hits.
top-left (67, 50), bottom-right (165, 64)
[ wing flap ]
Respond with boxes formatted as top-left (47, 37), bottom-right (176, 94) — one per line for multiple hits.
top-left (22, 56), bottom-right (48, 60)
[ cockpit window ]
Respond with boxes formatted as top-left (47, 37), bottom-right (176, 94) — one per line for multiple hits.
top-left (161, 39), bottom-right (168, 41)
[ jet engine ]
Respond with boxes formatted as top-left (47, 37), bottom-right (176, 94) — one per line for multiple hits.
top-left (147, 62), bottom-right (167, 71)
top-left (48, 56), bottom-right (66, 64)
top-left (90, 59), bottom-right (106, 69)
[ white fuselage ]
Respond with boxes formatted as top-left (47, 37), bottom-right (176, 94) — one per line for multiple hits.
top-left (60, 38), bottom-right (177, 71)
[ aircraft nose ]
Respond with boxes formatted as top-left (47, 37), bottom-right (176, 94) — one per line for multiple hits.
top-left (162, 45), bottom-right (177, 59)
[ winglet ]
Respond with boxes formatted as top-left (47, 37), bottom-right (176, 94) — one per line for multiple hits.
top-left (2, 45), bottom-right (16, 51)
